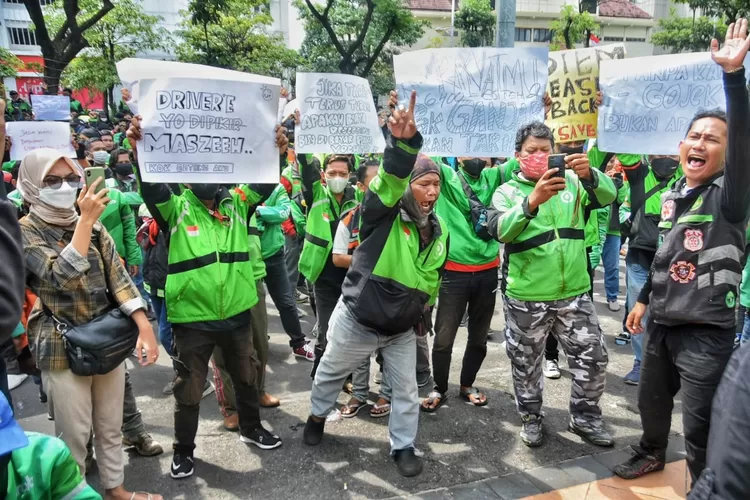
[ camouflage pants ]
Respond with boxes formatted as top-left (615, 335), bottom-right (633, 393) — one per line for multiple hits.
top-left (504, 293), bottom-right (608, 425)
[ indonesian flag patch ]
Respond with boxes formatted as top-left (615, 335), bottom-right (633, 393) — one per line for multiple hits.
top-left (403, 226), bottom-right (411, 239)
top-left (186, 225), bottom-right (200, 237)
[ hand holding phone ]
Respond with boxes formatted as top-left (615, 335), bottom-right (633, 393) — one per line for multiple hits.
top-left (84, 167), bottom-right (106, 195)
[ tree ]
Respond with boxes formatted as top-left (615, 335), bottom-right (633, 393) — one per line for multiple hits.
top-left (674, 0), bottom-right (750, 23)
top-left (651, 12), bottom-right (727, 53)
top-left (187, 0), bottom-right (227, 66)
top-left (550, 4), bottom-right (599, 50)
top-left (176, 0), bottom-right (300, 78)
top-left (47, 0), bottom-right (171, 113)
top-left (296, 0), bottom-right (427, 77)
top-left (455, 0), bottom-right (495, 47)
top-left (0, 48), bottom-right (23, 79)
top-left (24, 0), bottom-right (114, 93)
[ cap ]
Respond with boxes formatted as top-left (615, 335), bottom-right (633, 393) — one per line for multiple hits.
top-left (0, 392), bottom-right (28, 456)
top-left (9, 90), bottom-right (18, 95)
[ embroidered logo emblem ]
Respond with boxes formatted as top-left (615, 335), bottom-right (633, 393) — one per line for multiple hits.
top-left (683, 229), bottom-right (704, 252)
top-left (669, 261), bottom-right (696, 284)
top-left (560, 191), bottom-right (574, 203)
top-left (434, 241), bottom-right (444, 257)
top-left (186, 225), bottom-right (200, 237)
top-left (661, 200), bottom-right (675, 220)
top-left (726, 291), bottom-right (736, 308)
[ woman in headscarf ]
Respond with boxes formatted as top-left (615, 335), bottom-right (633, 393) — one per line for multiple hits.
top-left (18, 148), bottom-right (162, 500)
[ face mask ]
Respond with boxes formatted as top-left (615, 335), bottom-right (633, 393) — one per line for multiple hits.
top-left (92, 151), bottom-right (109, 165)
top-left (461, 158), bottom-right (487, 178)
top-left (558, 144), bottom-right (584, 155)
top-left (115, 163), bottom-right (133, 176)
top-left (519, 151), bottom-right (550, 180)
top-left (39, 183), bottom-right (78, 209)
top-left (325, 176), bottom-right (348, 194)
top-left (650, 157), bottom-right (679, 179)
top-left (190, 183), bottom-right (220, 200)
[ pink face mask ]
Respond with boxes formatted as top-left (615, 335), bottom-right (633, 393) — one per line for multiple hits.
top-left (519, 151), bottom-right (549, 180)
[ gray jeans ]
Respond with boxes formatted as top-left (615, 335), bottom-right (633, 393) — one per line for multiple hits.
top-left (284, 234), bottom-right (303, 291)
top-left (122, 369), bottom-right (146, 440)
top-left (311, 300), bottom-right (418, 452)
top-left (351, 352), bottom-right (392, 403)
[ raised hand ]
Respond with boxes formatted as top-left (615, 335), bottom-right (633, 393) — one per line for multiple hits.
top-left (126, 115), bottom-right (142, 161)
top-left (711, 18), bottom-right (750, 72)
top-left (389, 90), bottom-right (418, 140)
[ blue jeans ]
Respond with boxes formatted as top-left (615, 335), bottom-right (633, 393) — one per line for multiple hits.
top-left (127, 257), bottom-right (152, 310)
top-left (602, 235), bottom-right (621, 302)
top-left (626, 261), bottom-right (650, 362)
top-left (150, 294), bottom-right (174, 357)
top-left (741, 314), bottom-right (750, 346)
top-left (311, 300), bottom-right (418, 452)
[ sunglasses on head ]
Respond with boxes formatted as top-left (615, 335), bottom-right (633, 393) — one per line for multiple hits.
top-left (42, 174), bottom-right (82, 189)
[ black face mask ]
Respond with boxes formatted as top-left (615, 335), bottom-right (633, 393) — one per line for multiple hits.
top-left (650, 157), bottom-right (679, 179)
top-left (461, 158), bottom-right (487, 178)
top-left (190, 183), bottom-right (220, 201)
top-left (115, 163), bottom-right (133, 176)
top-left (558, 144), bottom-right (584, 155)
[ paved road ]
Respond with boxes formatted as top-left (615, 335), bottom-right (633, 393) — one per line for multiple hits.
top-left (12, 256), bottom-right (686, 499)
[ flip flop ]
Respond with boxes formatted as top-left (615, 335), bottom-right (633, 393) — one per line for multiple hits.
top-left (460, 387), bottom-right (488, 407)
top-left (340, 401), bottom-right (366, 418)
top-left (420, 391), bottom-right (447, 413)
top-left (370, 402), bottom-right (391, 418)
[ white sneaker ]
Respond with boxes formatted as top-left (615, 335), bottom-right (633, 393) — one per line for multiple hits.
top-left (543, 360), bottom-right (561, 379)
top-left (608, 300), bottom-right (621, 312)
top-left (7, 374), bottom-right (27, 390)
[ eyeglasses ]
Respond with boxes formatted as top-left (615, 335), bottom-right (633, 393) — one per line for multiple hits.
top-left (42, 175), bottom-right (82, 189)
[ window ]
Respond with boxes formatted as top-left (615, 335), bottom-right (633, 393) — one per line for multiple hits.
top-left (4, 0), bottom-right (54, 4)
top-left (580, 0), bottom-right (597, 13)
top-left (515, 28), bottom-right (532, 42)
top-left (533, 28), bottom-right (552, 42)
top-left (7, 27), bottom-right (37, 46)
top-left (602, 36), bottom-right (625, 42)
top-left (625, 37), bottom-right (647, 42)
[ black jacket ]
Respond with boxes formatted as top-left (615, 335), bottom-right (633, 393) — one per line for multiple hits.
top-left (0, 181), bottom-right (24, 344)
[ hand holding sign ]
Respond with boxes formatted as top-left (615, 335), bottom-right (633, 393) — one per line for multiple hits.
top-left (711, 18), bottom-right (750, 72)
top-left (389, 90), bottom-right (418, 140)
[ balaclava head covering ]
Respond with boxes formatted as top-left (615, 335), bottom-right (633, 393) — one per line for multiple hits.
top-left (17, 148), bottom-right (81, 227)
top-left (401, 155), bottom-right (440, 229)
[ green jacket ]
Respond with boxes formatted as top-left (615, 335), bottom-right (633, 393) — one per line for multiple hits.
top-left (7, 432), bottom-right (102, 499)
top-left (248, 214), bottom-right (267, 281)
top-left (106, 177), bottom-right (142, 209)
top-left (281, 163), bottom-right (305, 235)
top-left (70, 99), bottom-right (84, 114)
top-left (434, 160), bottom-right (513, 267)
top-left (491, 168), bottom-right (617, 301)
top-left (257, 184), bottom-right (291, 260)
top-left (98, 188), bottom-right (142, 265)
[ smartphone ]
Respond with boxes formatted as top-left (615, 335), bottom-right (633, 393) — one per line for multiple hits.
top-left (548, 154), bottom-right (566, 178)
top-left (84, 167), bottom-right (106, 194)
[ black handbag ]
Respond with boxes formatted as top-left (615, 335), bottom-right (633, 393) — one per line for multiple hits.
top-left (458, 172), bottom-right (496, 241)
top-left (43, 298), bottom-right (139, 376)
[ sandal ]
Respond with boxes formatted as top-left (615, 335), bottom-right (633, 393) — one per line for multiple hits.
top-left (340, 400), bottom-right (366, 418)
top-left (460, 387), bottom-right (488, 407)
top-left (420, 391), bottom-right (447, 413)
top-left (370, 402), bottom-right (391, 418)
top-left (129, 493), bottom-right (160, 500)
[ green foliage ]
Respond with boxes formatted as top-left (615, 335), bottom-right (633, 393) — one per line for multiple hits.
top-left (296, 0), bottom-right (427, 88)
top-left (550, 4), bottom-right (599, 50)
top-left (674, 0), bottom-right (750, 22)
top-left (0, 48), bottom-right (23, 78)
top-left (176, 0), bottom-right (300, 78)
top-left (455, 0), bottom-right (495, 47)
top-left (651, 12), bottom-right (727, 53)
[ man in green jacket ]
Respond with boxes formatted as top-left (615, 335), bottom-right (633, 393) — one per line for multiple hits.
top-left (738, 223), bottom-right (750, 345)
top-left (485, 121), bottom-right (616, 448)
top-left (129, 119), bottom-right (286, 480)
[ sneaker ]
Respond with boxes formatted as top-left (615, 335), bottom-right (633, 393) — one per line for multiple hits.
top-left (303, 416), bottom-right (325, 446)
top-left (240, 426), bottom-right (282, 450)
top-left (310, 322), bottom-right (319, 338)
top-left (122, 434), bottom-right (164, 457)
top-left (608, 300), bottom-right (621, 312)
top-left (38, 387), bottom-right (47, 404)
top-left (416, 371), bottom-right (431, 388)
top-left (624, 359), bottom-right (641, 386)
top-left (393, 448), bottom-right (423, 477)
top-left (520, 414), bottom-right (544, 447)
top-left (7, 374), bottom-right (27, 391)
top-left (202, 380), bottom-right (214, 399)
top-left (162, 380), bottom-right (175, 396)
top-left (293, 342), bottom-right (315, 362)
top-left (170, 452), bottom-right (194, 479)
top-left (568, 418), bottom-right (614, 447)
top-left (613, 449), bottom-right (665, 479)
top-left (543, 360), bottom-right (561, 379)
top-left (295, 289), bottom-right (309, 304)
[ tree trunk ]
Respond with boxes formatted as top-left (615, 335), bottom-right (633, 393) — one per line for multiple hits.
top-left (584, 28), bottom-right (591, 47)
top-left (44, 60), bottom-right (65, 95)
top-left (107, 87), bottom-right (114, 117)
top-left (563, 24), bottom-right (573, 49)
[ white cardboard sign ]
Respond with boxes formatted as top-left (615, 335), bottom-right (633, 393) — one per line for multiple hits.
top-left (6, 121), bottom-right (76, 160)
top-left (31, 95), bottom-right (71, 121)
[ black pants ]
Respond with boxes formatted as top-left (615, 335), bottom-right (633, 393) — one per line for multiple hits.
top-left (545, 335), bottom-right (559, 362)
top-left (172, 323), bottom-right (261, 454)
top-left (0, 356), bottom-right (10, 410)
top-left (311, 280), bottom-right (343, 378)
top-left (637, 319), bottom-right (734, 484)
top-left (585, 246), bottom-right (594, 300)
top-left (264, 249), bottom-right (306, 349)
top-left (432, 268), bottom-right (496, 394)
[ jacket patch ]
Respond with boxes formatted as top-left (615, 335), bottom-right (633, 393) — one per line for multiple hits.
top-left (670, 261), bottom-right (696, 284)
top-left (683, 229), bottom-right (704, 251)
top-left (661, 200), bottom-right (675, 220)
top-left (726, 290), bottom-right (736, 308)
top-left (186, 225), bottom-right (200, 237)
top-left (322, 213), bottom-right (330, 222)
top-left (403, 226), bottom-right (411, 239)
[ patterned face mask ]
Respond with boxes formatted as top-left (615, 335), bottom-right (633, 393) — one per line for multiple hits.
top-left (518, 151), bottom-right (550, 180)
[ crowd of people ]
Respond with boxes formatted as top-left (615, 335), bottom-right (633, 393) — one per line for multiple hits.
top-left (1, 20), bottom-right (750, 500)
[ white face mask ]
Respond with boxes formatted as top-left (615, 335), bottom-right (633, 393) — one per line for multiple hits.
top-left (325, 176), bottom-right (348, 194)
top-left (92, 151), bottom-right (109, 165)
top-left (39, 183), bottom-right (78, 209)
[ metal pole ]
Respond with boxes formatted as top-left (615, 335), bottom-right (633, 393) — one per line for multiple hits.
top-left (450, 0), bottom-right (456, 47)
top-left (495, 0), bottom-right (516, 48)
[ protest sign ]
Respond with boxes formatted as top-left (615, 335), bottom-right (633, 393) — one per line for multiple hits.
top-left (295, 73), bottom-right (385, 154)
top-left (117, 58), bottom-right (280, 184)
top-left (546, 44), bottom-right (625, 143)
top-left (31, 94), bottom-right (71, 121)
top-left (394, 47), bottom-right (548, 157)
top-left (281, 98), bottom-right (298, 122)
top-left (597, 52), bottom-right (750, 155)
top-left (6, 121), bottom-right (75, 160)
